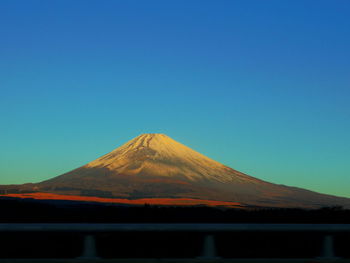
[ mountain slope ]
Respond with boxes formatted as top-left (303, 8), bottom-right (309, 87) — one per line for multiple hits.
top-left (1, 133), bottom-right (350, 208)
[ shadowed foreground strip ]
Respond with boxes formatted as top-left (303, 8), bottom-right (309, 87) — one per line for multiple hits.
top-left (0, 223), bottom-right (350, 262)
top-left (1, 260), bottom-right (350, 263)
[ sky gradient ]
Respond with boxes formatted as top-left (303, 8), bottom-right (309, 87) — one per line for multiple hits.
top-left (1, 0), bottom-right (349, 198)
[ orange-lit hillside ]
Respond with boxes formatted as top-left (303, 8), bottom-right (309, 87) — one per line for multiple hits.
top-left (0, 193), bottom-right (242, 207)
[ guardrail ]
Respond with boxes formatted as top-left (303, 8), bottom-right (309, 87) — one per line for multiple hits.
top-left (1, 223), bottom-right (350, 260)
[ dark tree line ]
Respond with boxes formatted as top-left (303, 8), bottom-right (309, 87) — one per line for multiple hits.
top-left (0, 197), bottom-right (349, 223)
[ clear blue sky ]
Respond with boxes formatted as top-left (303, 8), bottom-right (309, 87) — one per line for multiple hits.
top-left (1, 0), bottom-right (349, 198)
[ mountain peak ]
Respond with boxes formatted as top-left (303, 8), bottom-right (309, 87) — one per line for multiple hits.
top-left (130, 133), bottom-right (171, 147)
top-left (118, 133), bottom-right (195, 153)
top-left (83, 133), bottom-right (235, 182)
top-left (139, 133), bottom-right (167, 137)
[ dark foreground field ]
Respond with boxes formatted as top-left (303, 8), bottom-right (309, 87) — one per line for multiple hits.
top-left (0, 197), bottom-right (350, 261)
top-left (1, 196), bottom-right (350, 223)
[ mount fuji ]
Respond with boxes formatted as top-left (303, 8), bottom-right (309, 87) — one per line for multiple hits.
top-left (1, 133), bottom-right (349, 208)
